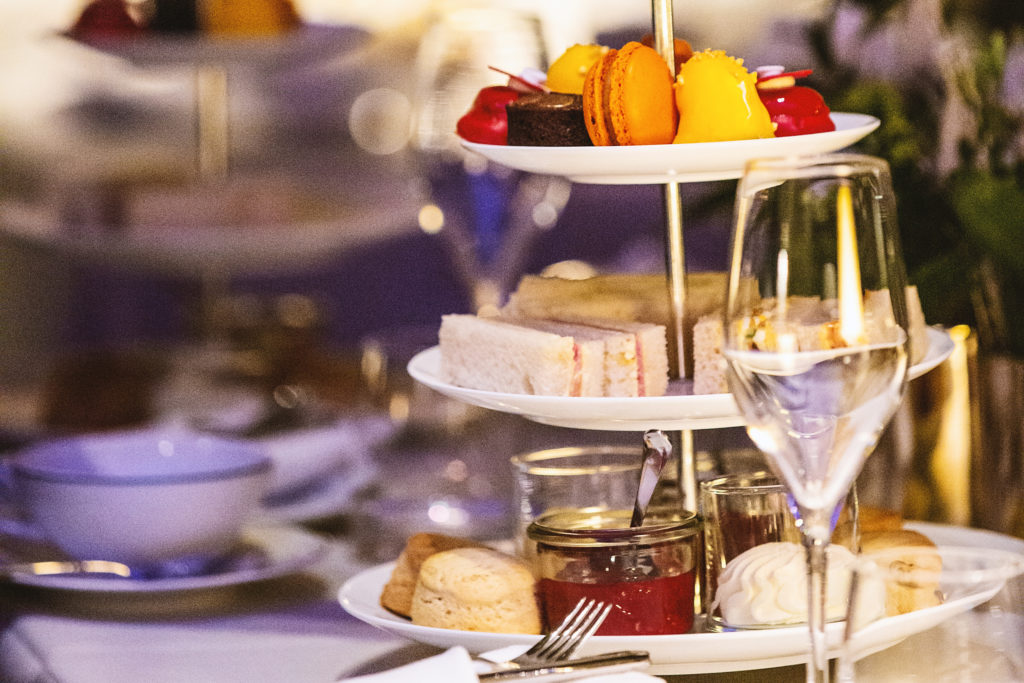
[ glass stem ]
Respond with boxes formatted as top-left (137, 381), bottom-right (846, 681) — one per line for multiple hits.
top-left (802, 509), bottom-right (832, 683)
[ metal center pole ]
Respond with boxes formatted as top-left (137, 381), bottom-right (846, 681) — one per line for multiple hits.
top-left (196, 64), bottom-right (230, 182)
top-left (650, 0), bottom-right (697, 516)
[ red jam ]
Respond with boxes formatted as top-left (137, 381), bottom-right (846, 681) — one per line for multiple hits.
top-left (539, 570), bottom-right (696, 635)
top-left (527, 507), bottom-right (700, 637)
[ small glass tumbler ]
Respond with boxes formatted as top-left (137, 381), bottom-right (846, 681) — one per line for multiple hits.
top-left (527, 507), bottom-right (701, 636)
top-left (510, 446), bottom-right (646, 554)
top-left (701, 471), bottom-right (800, 630)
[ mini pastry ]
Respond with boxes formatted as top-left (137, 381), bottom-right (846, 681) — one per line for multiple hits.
top-left (456, 86), bottom-right (521, 145)
top-left (546, 44), bottom-right (608, 95)
top-left (506, 93), bottom-right (591, 146)
top-left (640, 34), bottom-right (694, 74)
top-left (146, 0), bottom-right (300, 35)
top-left (202, 0), bottom-right (300, 36)
top-left (582, 41), bottom-right (677, 146)
top-left (70, 0), bottom-right (144, 40)
top-left (673, 49), bottom-right (775, 143)
top-left (756, 66), bottom-right (836, 137)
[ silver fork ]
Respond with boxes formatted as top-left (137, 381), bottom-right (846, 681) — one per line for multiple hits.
top-left (504, 598), bottom-right (612, 668)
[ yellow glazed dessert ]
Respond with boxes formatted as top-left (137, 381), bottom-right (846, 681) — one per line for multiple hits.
top-left (546, 44), bottom-right (608, 95)
top-left (202, 0), bottom-right (299, 36)
top-left (673, 49), bottom-right (774, 143)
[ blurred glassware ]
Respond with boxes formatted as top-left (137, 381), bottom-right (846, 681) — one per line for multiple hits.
top-left (839, 545), bottom-right (1024, 682)
top-left (359, 324), bottom-right (482, 434)
top-left (410, 3), bottom-right (572, 312)
top-left (348, 416), bottom-right (518, 563)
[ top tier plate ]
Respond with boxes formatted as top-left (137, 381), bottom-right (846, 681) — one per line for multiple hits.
top-left (461, 113), bottom-right (879, 184)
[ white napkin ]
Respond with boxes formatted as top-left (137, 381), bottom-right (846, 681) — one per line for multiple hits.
top-left (339, 646), bottom-right (665, 682)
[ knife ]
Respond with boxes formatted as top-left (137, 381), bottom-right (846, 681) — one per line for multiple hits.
top-left (1, 559), bottom-right (132, 579)
top-left (478, 650), bottom-right (651, 681)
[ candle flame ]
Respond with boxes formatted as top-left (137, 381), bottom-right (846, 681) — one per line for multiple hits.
top-left (837, 184), bottom-right (864, 344)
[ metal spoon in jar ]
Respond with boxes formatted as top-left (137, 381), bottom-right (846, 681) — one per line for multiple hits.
top-left (630, 430), bottom-right (672, 527)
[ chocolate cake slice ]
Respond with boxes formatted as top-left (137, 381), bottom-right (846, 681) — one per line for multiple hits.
top-left (506, 93), bottom-right (592, 147)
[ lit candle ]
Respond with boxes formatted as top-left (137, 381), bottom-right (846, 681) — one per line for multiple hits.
top-left (836, 184), bottom-right (864, 344)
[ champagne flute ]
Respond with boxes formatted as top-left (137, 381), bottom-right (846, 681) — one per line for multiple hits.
top-left (722, 154), bottom-right (911, 682)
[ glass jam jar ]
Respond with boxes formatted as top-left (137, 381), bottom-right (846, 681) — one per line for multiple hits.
top-left (527, 507), bottom-right (701, 636)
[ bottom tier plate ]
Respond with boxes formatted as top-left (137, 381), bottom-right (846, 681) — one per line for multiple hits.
top-left (337, 522), bottom-right (1024, 675)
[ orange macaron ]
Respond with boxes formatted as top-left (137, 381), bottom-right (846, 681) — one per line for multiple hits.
top-left (582, 41), bottom-right (677, 146)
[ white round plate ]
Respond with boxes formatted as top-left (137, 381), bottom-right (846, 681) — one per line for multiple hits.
top-left (60, 24), bottom-right (369, 70)
top-left (2, 524), bottom-right (328, 593)
top-left (461, 113), bottom-right (879, 185)
top-left (338, 523), bottom-right (1024, 675)
top-left (407, 327), bottom-right (953, 432)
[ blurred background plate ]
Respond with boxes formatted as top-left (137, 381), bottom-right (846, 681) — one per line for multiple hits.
top-left (60, 23), bottom-right (370, 70)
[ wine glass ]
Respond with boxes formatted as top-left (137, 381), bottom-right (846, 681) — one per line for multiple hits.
top-left (410, 4), bottom-right (572, 312)
top-left (839, 545), bottom-right (1024, 681)
top-left (722, 154), bottom-right (911, 682)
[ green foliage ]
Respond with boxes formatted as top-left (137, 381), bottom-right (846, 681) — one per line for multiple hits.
top-left (812, 5), bottom-right (1024, 355)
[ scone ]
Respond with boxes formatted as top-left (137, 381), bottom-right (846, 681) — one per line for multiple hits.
top-left (861, 529), bottom-right (942, 615)
top-left (409, 547), bottom-right (542, 634)
top-left (832, 505), bottom-right (905, 549)
top-left (380, 533), bottom-right (484, 618)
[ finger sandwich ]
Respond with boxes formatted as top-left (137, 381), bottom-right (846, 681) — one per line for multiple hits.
top-left (438, 313), bottom-right (669, 397)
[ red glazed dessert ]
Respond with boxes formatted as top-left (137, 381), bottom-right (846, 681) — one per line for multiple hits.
top-left (756, 67), bottom-right (835, 137)
top-left (70, 0), bottom-right (144, 40)
top-left (456, 86), bottom-right (521, 145)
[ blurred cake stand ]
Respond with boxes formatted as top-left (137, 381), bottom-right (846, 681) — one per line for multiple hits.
top-left (62, 23), bottom-right (370, 181)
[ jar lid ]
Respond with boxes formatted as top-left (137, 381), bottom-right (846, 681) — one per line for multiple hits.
top-left (527, 506), bottom-right (701, 548)
top-left (700, 471), bottom-right (782, 495)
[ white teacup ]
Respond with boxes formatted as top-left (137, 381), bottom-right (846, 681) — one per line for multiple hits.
top-left (5, 427), bottom-right (271, 572)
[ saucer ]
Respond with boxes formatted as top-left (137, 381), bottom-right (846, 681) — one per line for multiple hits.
top-left (1, 524), bottom-right (328, 593)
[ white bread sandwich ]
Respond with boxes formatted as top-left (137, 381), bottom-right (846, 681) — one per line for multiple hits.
top-left (503, 273), bottom-right (674, 329)
top-left (691, 286), bottom-right (930, 395)
top-left (438, 313), bottom-right (669, 397)
top-left (502, 271), bottom-right (727, 379)
top-left (564, 317), bottom-right (670, 397)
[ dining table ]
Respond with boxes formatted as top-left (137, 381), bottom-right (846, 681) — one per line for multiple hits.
top-left (2, 515), bottom-right (1022, 683)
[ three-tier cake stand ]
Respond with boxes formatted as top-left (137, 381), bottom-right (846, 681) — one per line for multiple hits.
top-left (408, 0), bottom-right (952, 514)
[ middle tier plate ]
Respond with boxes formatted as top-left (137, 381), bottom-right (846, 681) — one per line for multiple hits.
top-left (407, 327), bottom-right (954, 431)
